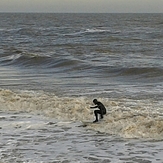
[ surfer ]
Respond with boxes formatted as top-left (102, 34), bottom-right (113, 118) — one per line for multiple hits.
top-left (90, 99), bottom-right (106, 123)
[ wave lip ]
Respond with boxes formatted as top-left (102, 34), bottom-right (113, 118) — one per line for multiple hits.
top-left (0, 48), bottom-right (52, 67)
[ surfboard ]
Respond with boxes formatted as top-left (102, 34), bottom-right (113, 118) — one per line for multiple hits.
top-left (80, 121), bottom-right (100, 127)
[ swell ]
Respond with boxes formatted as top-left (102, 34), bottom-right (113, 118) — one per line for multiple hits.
top-left (0, 48), bottom-right (83, 70)
top-left (1, 51), bottom-right (163, 79)
top-left (0, 51), bottom-right (51, 67)
top-left (94, 66), bottom-right (163, 80)
top-left (116, 67), bottom-right (163, 78)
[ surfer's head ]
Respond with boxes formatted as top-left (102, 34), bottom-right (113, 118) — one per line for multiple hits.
top-left (93, 99), bottom-right (98, 104)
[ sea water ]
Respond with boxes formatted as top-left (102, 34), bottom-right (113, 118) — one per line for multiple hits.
top-left (0, 13), bottom-right (163, 162)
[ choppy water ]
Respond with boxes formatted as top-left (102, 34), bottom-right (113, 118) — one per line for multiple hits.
top-left (0, 111), bottom-right (163, 163)
top-left (1, 13), bottom-right (163, 162)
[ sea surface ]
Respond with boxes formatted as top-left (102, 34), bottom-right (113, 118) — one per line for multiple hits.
top-left (0, 13), bottom-right (163, 162)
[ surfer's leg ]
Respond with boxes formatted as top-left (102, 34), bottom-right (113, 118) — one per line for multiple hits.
top-left (94, 110), bottom-right (100, 122)
top-left (100, 110), bottom-right (106, 119)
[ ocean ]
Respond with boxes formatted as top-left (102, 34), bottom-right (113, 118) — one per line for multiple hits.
top-left (0, 13), bottom-right (163, 162)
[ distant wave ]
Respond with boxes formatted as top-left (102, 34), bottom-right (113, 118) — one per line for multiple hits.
top-left (65, 28), bottom-right (120, 36)
top-left (0, 48), bottom-right (84, 71)
top-left (0, 49), bottom-right (52, 67)
top-left (92, 66), bottom-right (163, 80)
top-left (85, 28), bottom-right (111, 34)
top-left (1, 49), bottom-right (163, 79)
top-left (1, 27), bottom-right (115, 37)
top-left (0, 27), bottom-right (22, 32)
top-left (117, 67), bottom-right (163, 78)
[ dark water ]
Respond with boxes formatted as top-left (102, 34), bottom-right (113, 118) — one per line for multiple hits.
top-left (1, 13), bottom-right (163, 162)
top-left (1, 13), bottom-right (163, 98)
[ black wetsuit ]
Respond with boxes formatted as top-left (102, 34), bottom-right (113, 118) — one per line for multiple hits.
top-left (91, 101), bottom-right (106, 122)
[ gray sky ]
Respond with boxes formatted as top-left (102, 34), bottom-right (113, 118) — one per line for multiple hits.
top-left (0, 0), bottom-right (163, 13)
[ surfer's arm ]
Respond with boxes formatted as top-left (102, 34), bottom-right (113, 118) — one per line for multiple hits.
top-left (90, 105), bottom-right (98, 109)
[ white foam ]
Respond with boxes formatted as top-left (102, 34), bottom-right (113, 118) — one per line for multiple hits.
top-left (1, 89), bottom-right (163, 139)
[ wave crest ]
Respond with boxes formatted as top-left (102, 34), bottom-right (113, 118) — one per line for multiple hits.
top-left (0, 48), bottom-right (52, 67)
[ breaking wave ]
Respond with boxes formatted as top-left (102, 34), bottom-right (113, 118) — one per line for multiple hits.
top-left (1, 89), bottom-right (163, 140)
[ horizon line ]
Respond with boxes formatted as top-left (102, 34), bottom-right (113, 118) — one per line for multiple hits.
top-left (0, 12), bottom-right (163, 14)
